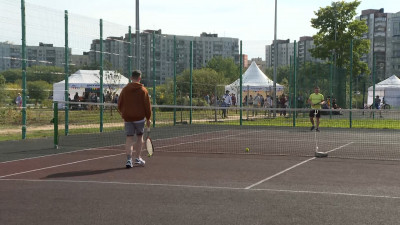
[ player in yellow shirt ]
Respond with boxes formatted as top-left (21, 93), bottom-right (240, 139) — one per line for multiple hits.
top-left (308, 87), bottom-right (325, 132)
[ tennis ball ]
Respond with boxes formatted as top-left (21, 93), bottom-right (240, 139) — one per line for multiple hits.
top-left (245, 147), bottom-right (250, 152)
top-left (147, 153), bottom-right (152, 157)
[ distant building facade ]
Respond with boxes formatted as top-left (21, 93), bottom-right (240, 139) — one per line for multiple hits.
top-left (265, 37), bottom-right (325, 69)
top-left (89, 30), bottom-right (240, 85)
top-left (0, 42), bottom-right (69, 71)
top-left (358, 8), bottom-right (400, 80)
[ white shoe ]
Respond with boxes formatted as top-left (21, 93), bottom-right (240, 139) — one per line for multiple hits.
top-left (126, 159), bottom-right (133, 168)
top-left (134, 157), bottom-right (145, 166)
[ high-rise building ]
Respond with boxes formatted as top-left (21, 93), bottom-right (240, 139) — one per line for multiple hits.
top-left (358, 8), bottom-right (400, 80)
top-left (89, 30), bottom-right (239, 85)
top-left (0, 42), bottom-right (69, 72)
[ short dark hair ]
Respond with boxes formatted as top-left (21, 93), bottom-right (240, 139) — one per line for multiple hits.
top-left (131, 70), bottom-right (142, 79)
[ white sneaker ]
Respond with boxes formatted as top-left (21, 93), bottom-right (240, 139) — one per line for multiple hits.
top-left (134, 157), bottom-right (145, 166)
top-left (126, 159), bottom-right (133, 168)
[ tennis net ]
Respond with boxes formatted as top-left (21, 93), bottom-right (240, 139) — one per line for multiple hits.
top-left (54, 101), bottom-right (400, 161)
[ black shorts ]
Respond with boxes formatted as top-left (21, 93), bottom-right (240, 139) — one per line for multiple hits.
top-left (309, 109), bottom-right (321, 118)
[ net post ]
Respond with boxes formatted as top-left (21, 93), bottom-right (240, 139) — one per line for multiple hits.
top-left (53, 102), bottom-right (59, 149)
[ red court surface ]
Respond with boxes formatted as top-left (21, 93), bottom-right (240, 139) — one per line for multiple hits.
top-left (1, 147), bottom-right (400, 225)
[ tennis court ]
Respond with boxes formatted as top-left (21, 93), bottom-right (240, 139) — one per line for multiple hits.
top-left (1, 124), bottom-right (400, 225)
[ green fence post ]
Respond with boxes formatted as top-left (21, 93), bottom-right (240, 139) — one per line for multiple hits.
top-left (53, 102), bottom-right (59, 149)
top-left (173, 36), bottom-right (177, 125)
top-left (293, 40), bottom-right (297, 127)
top-left (189, 41), bottom-right (193, 124)
top-left (152, 31), bottom-right (156, 127)
top-left (128, 26), bottom-right (132, 82)
top-left (239, 40), bottom-right (243, 125)
top-left (64, 10), bottom-right (69, 135)
top-left (372, 53), bottom-right (376, 119)
top-left (99, 19), bottom-right (104, 132)
top-left (21, 0), bottom-right (27, 139)
top-left (349, 40), bottom-right (353, 128)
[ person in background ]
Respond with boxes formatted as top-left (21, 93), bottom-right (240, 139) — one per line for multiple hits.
top-left (15, 93), bottom-right (22, 109)
top-left (221, 90), bottom-right (232, 118)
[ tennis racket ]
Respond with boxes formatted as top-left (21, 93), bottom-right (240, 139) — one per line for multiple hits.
top-left (144, 127), bottom-right (154, 157)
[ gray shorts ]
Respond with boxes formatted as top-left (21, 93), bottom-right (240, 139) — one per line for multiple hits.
top-left (124, 121), bottom-right (145, 136)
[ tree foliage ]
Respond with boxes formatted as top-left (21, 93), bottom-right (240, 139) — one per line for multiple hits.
top-left (27, 80), bottom-right (51, 105)
top-left (206, 56), bottom-right (239, 83)
top-left (310, 0), bottom-right (370, 77)
top-left (0, 66), bottom-right (65, 84)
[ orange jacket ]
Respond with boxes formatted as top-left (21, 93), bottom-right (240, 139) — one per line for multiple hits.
top-left (118, 82), bottom-right (151, 122)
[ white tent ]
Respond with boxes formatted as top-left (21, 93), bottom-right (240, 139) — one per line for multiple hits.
top-left (225, 61), bottom-right (284, 97)
top-left (53, 70), bottom-right (129, 108)
top-left (367, 75), bottom-right (400, 107)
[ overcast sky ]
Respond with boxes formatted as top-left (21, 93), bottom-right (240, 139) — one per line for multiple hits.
top-left (17, 0), bottom-right (400, 59)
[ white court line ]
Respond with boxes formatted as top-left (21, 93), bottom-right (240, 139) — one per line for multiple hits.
top-left (245, 142), bottom-right (354, 190)
top-left (0, 153), bottom-right (124, 179)
top-left (1, 178), bottom-right (400, 200)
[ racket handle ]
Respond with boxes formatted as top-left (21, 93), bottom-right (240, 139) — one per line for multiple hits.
top-left (146, 127), bottom-right (150, 133)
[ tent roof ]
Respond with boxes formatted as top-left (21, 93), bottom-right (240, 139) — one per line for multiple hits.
top-left (227, 61), bottom-right (283, 90)
top-left (55, 70), bottom-right (129, 85)
top-left (368, 75), bottom-right (400, 90)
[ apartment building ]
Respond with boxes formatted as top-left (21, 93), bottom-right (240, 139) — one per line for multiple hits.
top-left (358, 8), bottom-right (400, 80)
top-left (89, 30), bottom-right (239, 85)
top-left (0, 42), bottom-right (68, 71)
top-left (265, 37), bottom-right (324, 69)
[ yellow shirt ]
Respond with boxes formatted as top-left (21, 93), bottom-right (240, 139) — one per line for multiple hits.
top-left (309, 93), bottom-right (324, 109)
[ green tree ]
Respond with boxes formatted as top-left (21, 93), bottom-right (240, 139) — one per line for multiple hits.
top-left (310, 0), bottom-right (370, 76)
top-left (177, 68), bottom-right (226, 99)
top-left (206, 56), bottom-right (239, 82)
top-left (1, 69), bottom-right (21, 83)
top-left (27, 80), bottom-right (51, 106)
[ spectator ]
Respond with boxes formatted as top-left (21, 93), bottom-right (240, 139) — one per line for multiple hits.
top-left (15, 93), bottom-right (22, 109)
top-left (279, 94), bottom-right (287, 116)
top-left (231, 93), bottom-right (236, 106)
top-left (253, 93), bottom-right (261, 116)
top-left (221, 90), bottom-right (232, 118)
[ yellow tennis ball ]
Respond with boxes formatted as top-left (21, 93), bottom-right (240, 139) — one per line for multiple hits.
top-left (245, 147), bottom-right (250, 152)
top-left (147, 154), bottom-right (152, 157)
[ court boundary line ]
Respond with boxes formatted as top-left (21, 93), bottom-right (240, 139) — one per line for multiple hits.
top-left (1, 178), bottom-right (400, 200)
top-left (245, 142), bottom-right (354, 189)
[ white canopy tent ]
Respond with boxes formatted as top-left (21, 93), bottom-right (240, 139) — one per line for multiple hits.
top-left (225, 61), bottom-right (284, 99)
top-left (367, 75), bottom-right (400, 107)
top-left (53, 70), bottom-right (129, 108)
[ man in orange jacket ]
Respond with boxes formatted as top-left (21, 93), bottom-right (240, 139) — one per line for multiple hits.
top-left (118, 70), bottom-right (151, 168)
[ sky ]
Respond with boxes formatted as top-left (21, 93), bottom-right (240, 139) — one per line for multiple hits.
top-left (13, 0), bottom-right (400, 59)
